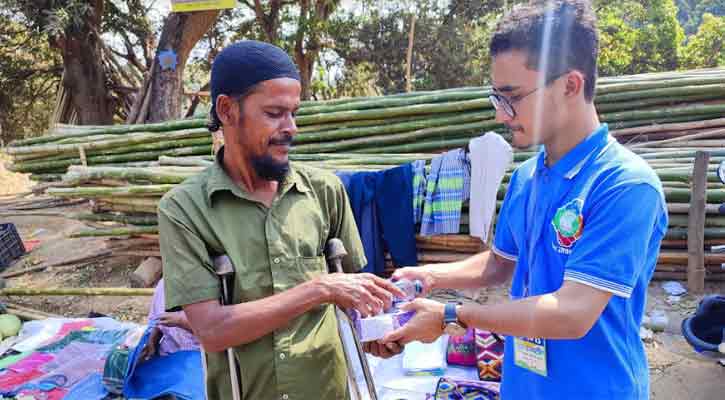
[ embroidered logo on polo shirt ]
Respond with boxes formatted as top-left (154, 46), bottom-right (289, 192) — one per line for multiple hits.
top-left (551, 199), bottom-right (584, 251)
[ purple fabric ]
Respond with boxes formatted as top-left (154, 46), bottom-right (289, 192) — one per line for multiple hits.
top-left (40, 342), bottom-right (111, 373)
top-left (149, 278), bottom-right (200, 355)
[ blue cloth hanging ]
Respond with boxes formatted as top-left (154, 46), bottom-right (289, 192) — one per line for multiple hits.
top-left (336, 164), bottom-right (417, 275)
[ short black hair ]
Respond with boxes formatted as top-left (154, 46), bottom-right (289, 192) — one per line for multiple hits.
top-left (490, 0), bottom-right (599, 102)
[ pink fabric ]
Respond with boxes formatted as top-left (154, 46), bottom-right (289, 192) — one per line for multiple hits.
top-left (57, 320), bottom-right (94, 337)
top-left (149, 278), bottom-right (200, 355)
top-left (446, 329), bottom-right (477, 367)
top-left (0, 369), bottom-right (44, 390)
top-left (7, 353), bottom-right (54, 374)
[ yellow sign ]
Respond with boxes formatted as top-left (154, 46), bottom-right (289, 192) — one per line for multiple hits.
top-left (171, 0), bottom-right (236, 12)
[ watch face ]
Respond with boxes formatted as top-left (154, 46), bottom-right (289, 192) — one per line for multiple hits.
top-left (444, 323), bottom-right (467, 337)
top-left (718, 160), bottom-right (725, 184)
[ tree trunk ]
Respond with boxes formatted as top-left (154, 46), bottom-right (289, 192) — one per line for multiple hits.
top-left (53, 0), bottom-right (114, 125)
top-left (144, 10), bottom-right (220, 123)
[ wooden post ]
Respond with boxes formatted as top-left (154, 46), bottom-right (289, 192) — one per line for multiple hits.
top-left (687, 150), bottom-right (709, 293)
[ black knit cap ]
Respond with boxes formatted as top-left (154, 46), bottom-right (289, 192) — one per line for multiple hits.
top-left (209, 40), bottom-right (300, 130)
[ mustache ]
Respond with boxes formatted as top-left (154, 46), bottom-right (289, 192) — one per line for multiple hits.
top-left (506, 124), bottom-right (524, 132)
top-left (269, 133), bottom-right (294, 146)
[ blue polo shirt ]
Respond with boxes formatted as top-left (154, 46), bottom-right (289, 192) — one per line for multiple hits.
top-left (492, 124), bottom-right (668, 399)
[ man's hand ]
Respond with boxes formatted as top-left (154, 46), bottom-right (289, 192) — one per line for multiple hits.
top-left (158, 311), bottom-right (188, 329)
top-left (317, 273), bottom-right (406, 317)
top-left (381, 298), bottom-right (445, 345)
top-left (363, 340), bottom-right (404, 359)
top-left (139, 327), bottom-right (162, 361)
top-left (391, 265), bottom-right (436, 296)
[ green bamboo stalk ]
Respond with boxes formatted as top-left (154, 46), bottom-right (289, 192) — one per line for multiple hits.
top-left (597, 93), bottom-right (725, 113)
top-left (71, 212), bottom-right (159, 226)
top-left (295, 98), bottom-right (492, 125)
top-left (294, 111), bottom-right (496, 144)
top-left (665, 227), bottom-right (725, 240)
top-left (69, 225), bottom-right (159, 238)
top-left (292, 121), bottom-right (497, 154)
top-left (0, 287), bottom-right (154, 296)
top-left (297, 89), bottom-right (491, 116)
top-left (10, 119), bottom-right (208, 147)
top-left (63, 166), bottom-right (199, 185)
top-left (597, 81), bottom-right (725, 100)
top-left (7, 128), bottom-right (209, 157)
top-left (601, 104), bottom-right (725, 123)
top-left (47, 184), bottom-right (175, 198)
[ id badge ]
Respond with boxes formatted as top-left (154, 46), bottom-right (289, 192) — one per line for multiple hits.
top-left (514, 337), bottom-right (548, 377)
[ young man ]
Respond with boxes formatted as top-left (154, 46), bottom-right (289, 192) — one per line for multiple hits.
top-left (380, 1), bottom-right (668, 399)
top-left (158, 40), bottom-right (404, 400)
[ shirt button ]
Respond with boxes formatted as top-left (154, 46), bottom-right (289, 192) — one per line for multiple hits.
top-left (282, 395), bottom-right (289, 400)
top-left (279, 353), bottom-right (286, 360)
top-left (273, 257), bottom-right (281, 264)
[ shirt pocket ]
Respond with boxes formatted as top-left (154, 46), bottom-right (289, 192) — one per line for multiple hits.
top-left (297, 256), bottom-right (328, 281)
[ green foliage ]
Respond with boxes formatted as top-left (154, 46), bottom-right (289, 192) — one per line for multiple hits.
top-left (0, 11), bottom-right (61, 143)
top-left (676, 0), bottom-right (725, 35)
top-left (597, 0), bottom-right (685, 76)
top-left (681, 12), bottom-right (725, 68)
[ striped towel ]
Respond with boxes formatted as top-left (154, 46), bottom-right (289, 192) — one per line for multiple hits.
top-left (412, 160), bottom-right (427, 224)
top-left (420, 148), bottom-right (471, 235)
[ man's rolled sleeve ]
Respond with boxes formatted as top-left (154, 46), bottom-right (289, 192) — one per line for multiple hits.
top-left (159, 196), bottom-right (221, 311)
top-left (564, 183), bottom-right (667, 298)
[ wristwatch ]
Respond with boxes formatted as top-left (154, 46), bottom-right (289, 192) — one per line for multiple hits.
top-left (443, 302), bottom-right (467, 337)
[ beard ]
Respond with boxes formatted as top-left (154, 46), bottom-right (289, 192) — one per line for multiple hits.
top-left (251, 132), bottom-right (294, 182)
top-left (251, 154), bottom-right (290, 182)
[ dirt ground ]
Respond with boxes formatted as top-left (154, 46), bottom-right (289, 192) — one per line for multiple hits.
top-left (1, 161), bottom-right (723, 399)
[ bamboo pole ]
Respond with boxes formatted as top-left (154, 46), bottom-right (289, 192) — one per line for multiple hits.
top-left (0, 287), bottom-right (154, 296)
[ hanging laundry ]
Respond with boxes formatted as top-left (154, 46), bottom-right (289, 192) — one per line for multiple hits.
top-left (468, 133), bottom-right (513, 242)
top-left (411, 160), bottom-right (427, 224)
top-left (420, 148), bottom-right (471, 235)
top-left (337, 164), bottom-right (417, 275)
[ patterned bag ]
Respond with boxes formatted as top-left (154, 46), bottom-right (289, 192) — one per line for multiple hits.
top-left (446, 328), bottom-right (477, 366)
top-left (475, 330), bottom-right (505, 382)
top-left (434, 376), bottom-right (500, 400)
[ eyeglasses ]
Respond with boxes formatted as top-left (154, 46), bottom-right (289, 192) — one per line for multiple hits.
top-left (489, 71), bottom-right (570, 119)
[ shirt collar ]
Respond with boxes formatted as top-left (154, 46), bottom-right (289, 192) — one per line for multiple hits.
top-left (206, 146), bottom-right (310, 205)
top-left (538, 123), bottom-right (611, 180)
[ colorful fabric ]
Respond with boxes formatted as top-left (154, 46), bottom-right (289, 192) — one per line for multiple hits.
top-left (446, 329), bottom-right (477, 367)
top-left (420, 149), bottom-right (471, 235)
top-left (0, 368), bottom-right (44, 391)
top-left (148, 278), bottom-right (200, 355)
top-left (493, 124), bottom-right (668, 399)
top-left (64, 372), bottom-right (108, 400)
top-left (475, 330), bottom-right (504, 382)
top-left (412, 159), bottom-right (427, 223)
top-left (0, 352), bottom-right (31, 370)
top-left (40, 342), bottom-right (111, 373)
top-left (37, 329), bottom-right (128, 353)
top-left (7, 353), bottom-right (54, 374)
top-left (434, 377), bottom-right (500, 400)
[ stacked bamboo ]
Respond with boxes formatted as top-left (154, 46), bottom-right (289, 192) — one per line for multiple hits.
top-left (4, 69), bottom-right (725, 283)
top-left (5, 69), bottom-right (725, 179)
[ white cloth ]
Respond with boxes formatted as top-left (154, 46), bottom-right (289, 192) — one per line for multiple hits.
top-left (468, 132), bottom-right (513, 242)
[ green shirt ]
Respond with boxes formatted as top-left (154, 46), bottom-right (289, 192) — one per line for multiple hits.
top-left (158, 151), bottom-right (367, 400)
